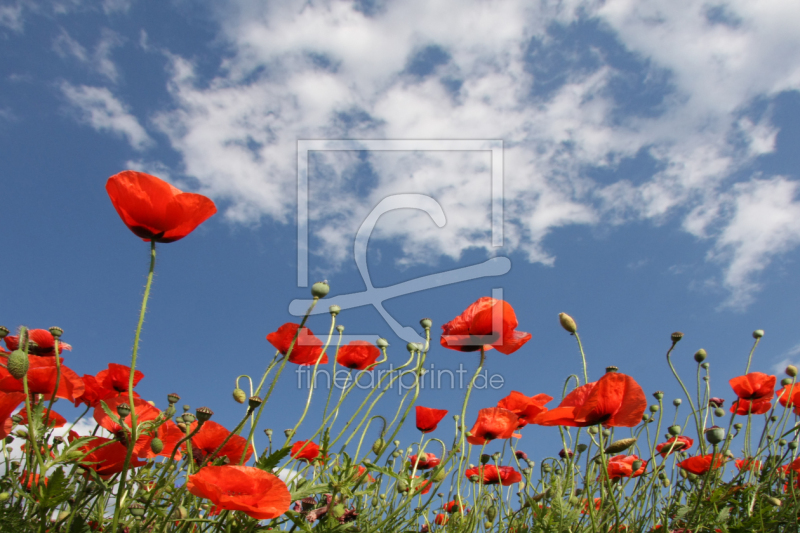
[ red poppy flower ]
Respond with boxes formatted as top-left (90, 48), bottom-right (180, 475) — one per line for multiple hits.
top-left (708, 397), bottom-right (725, 408)
top-left (729, 372), bottom-right (776, 401)
top-left (96, 363), bottom-right (144, 394)
top-left (352, 465), bottom-right (375, 483)
top-left (3, 329), bottom-right (72, 356)
top-left (656, 436), bottom-right (694, 457)
top-left (14, 407), bottom-right (66, 429)
top-left (464, 464), bottom-right (521, 486)
top-left (106, 170), bottom-right (217, 243)
top-left (533, 371), bottom-right (646, 428)
top-left (406, 476), bottom-right (432, 495)
top-left (580, 498), bottom-right (602, 515)
top-left (434, 514), bottom-right (448, 525)
top-left (734, 458), bottom-right (762, 471)
top-left (440, 297), bottom-right (531, 354)
top-left (0, 391), bottom-right (25, 439)
top-left (94, 395), bottom-right (161, 439)
top-left (189, 420), bottom-right (254, 466)
top-left (443, 500), bottom-right (466, 513)
top-left (415, 406), bottom-right (448, 433)
top-left (497, 391), bottom-right (553, 428)
top-left (606, 455), bottom-right (646, 479)
top-left (187, 465), bottom-right (290, 520)
top-left (777, 384), bottom-right (800, 408)
top-left (336, 341), bottom-right (381, 370)
top-left (136, 419), bottom-right (184, 460)
top-left (466, 407), bottom-right (520, 445)
top-left (408, 452), bottom-right (440, 470)
top-left (677, 454), bottom-right (725, 475)
top-left (0, 355), bottom-right (85, 402)
top-left (19, 471), bottom-right (47, 492)
top-left (78, 436), bottom-right (146, 479)
top-left (730, 398), bottom-right (772, 415)
top-left (290, 440), bottom-right (323, 462)
top-left (267, 323), bottom-right (328, 366)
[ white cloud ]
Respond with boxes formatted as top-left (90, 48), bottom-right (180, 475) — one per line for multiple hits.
top-left (53, 28), bottom-right (124, 83)
top-left (61, 82), bottom-right (152, 150)
top-left (0, 2), bottom-right (24, 32)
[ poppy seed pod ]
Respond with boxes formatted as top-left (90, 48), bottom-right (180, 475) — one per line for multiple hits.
top-left (167, 393), bottom-right (180, 405)
top-left (650, 405), bottom-right (659, 413)
top-left (787, 365), bottom-right (798, 378)
top-left (264, 428), bottom-right (272, 438)
top-left (789, 441), bottom-right (798, 450)
top-left (232, 388), bottom-right (246, 403)
top-left (693, 349), bottom-right (707, 363)
top-left (7, 350), bottom-right (29, 379)
top-left (558, 313), bottom-right (577, 334)
top-left (128, 503), bottom-right (145, 518)
top-left (668, 425), bottom-right (681, 436)
top-left (753, 329), bottom-right (764, 339)
top-left (701, 362), bottom-right (709, 370)
top-left (576, 444), bottom-right (588, 453)
top-left (0, 326), bottom-right (8, 338)
top-left (329, 304), bottom-right (341, 316)
top-left (150, 437), bottom-right (164, 454)
top-left (117, 403), bottom-right (132, 418)
top-left (183, 405), bottom-right (191, 412)
top-left (376, 338), bottom-right (389, 348)
top-left (48, 327), bottom-right (63, 338)
top-left (705, 426), bottom-right (725, 445)
top-left (248, 396), bottom-right (263, 410)
top-left (336, 325), bottom-right (344, 334)
top-left (480, 454), bottom-right (491, 464)
top-left (182, 413), bottom-right (196, 423)
top-left (671, 331), bottom-right (683, 343)
top-left (284, 429), bottom-right (295, 439)
top-left (605, 366), bottom-right (618, 373)
top-left (311, 281), bottom-right (330, 299)
top-left (420, 318), bottom-right (432, 329)
top-left (673, 399), bottom-right (682, 407)
top-left (734, 423), bottom-right (742, 431)
top-left (653, 391), bottom-right (664, 400)
top-left (782, 378), bottom-right (793, 387)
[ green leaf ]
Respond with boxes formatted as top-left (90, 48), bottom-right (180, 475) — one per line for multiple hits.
top-left (255, 446), bottom-right (292, 471)
top-left (366, 464), bottom-right (400, 481)
top-left (38, 467), bottom-right (71, 508)
top-left (290, 483), bottom-right (330, 502)
top-left (284, 510), bottom-right (314, 533)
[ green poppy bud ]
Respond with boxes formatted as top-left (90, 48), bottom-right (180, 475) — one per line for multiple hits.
top-left (232, 388), bottom-right (246, 403)
top-left (650, 405), bottom-right (659, 413)
top-left (150, 437), bottom-right (164, 454)
top-left (693, 349), bottom-right (707, 363)
top-left (668, 425), bottom-right (681, 436)
top-left (704, 426), bottom-right (725, 445)
top-left (376, 338), bottom-right (389, 348)
top-left (420, 318), bottom-right (432, 329)
top-left (576, 444), bottom-right (588, 453)
top-left (372, 438), bottom-right (386, 455)
top-left (787, 365), bottom-right (798, 378)
top-left (714, 408), bottom-right (725, 417)
top-left (6, 350), bottom-right (28, 380)
top-left (558, 313), bottom-right (577, 334)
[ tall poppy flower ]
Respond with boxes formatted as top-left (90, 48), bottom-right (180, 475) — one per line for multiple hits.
top-left (415, 406), bottom-right (448, 433)
top-left (189, 420), bottom-right (253, 466)
top-left (136, 419), bottom-right (184, 460)
top-left (290, 440), bottom-right (323, 463)
top-left (734, 458), bottom-right (762, 471)
top-left (606, 455), bottom-right (646, 479)
top-left (440, 297), bottom-right (531, 354)
top-left (0, 355), bottom-right (84, 402)
top-left (14, 408), bottom-right (66, 429)
top-left (729, 372), bottom-right (776, 401)
top-left (3, 329), bottom-right (71, 356)
top-left (96, 363), bottom-right (144, 394)
top-left (94, 395), bottom-right (161, 441)
top-left (435, 514), bottom-right (449, 525)
top-left (730, 398), bottom-right (772, 415)
top-left (0, 391), bottom-right (25, 439)
top-left (497, 391), bottom-right (552, 428)
top-left (336, 341), bottom-right (381, 370)
top-left (408, 453), bottom-right (440, 470)
top-left (533, 371), bottom-right (646, 428)
top-left (777, 384), bottom-right (800, 409)
top-left (187, 465), bottom-right (290, 520)
top-left (267, 323), bottom-right (328, 366)
top-left (656, 436), bottom-right (693, 457)
top-left (466, 407), bottom-right (520, 445)
top-left (464, 464), bottom-right (521, 486)
top-left (443, 500), bottom-right (466, 513)
top-left (78, 436), bottom-right (146, 479)
top-left (106, 170), bottom-right (217, 243)
top-left (677, 454), bottom-right (725, 475)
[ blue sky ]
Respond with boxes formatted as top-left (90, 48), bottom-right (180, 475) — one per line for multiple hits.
top-left (3, 0), bottom-right (800, 462)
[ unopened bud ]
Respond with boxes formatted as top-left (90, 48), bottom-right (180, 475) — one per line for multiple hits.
top-left (372, 438), bottom-right (386, 455)
top-left (576, 443), bottom-right (588, 453)
top-left (649, 405), bottom-right (659, 413)
top-left (789, 441), bottom-right (799, 450)
top-left (336, 325), bottom-right (344, 333)
top-left (6, 350), bottom-right (28, 380)
top-left (376, 338), bottom-right (389, 348)
top-left (673, 399), bottom-right (682, 407)
top-left (693, 349), bottom-right (707, 363)
top-left (753, 329), bottom-right (764, 339)
top-left (734, 423), bottom-right (743, 431)
top-left (787, 365), bottom-right (798, 378)
top-left (714, 408), bottom-right (725, 417)
top-left (668, 425), bottom-right (681, 436)
top-left (150, 437), bottom-right (164, 454)
top-left (232, 388), bottom-right (246, 403)
top-left (558, 313), bottom-right (577, 334)
top-left (782, 377), bottom-right (793, 387)
top-left (605, 438), bottom-right (636, 454)
top-left (420, 318), bottom-right (432, 329)
top-left (480, 454), bottom-right (491, 464)
top-left (632, 460), bottom-right (643, 472)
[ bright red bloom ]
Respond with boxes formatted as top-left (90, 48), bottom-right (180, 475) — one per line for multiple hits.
top-left (730, 398), bottom-right (772, 415)
top-left (408, 453), bottom-right (440, 470)
top-left (408, 476), bottom-right (432, 495)
top-left (734, 458), bottom-right (762, 471)
top-left (464, 464), bottom-right (522, 486)
top-left (440, 297), bottom-right (531, 354)
top-left (656, 436), bottom-right (694, 457)
top-left (336, 341), bottom-right (381, 370)
top-left (729, 372), bottom-right (776, 401)
top-left (777, 384), bottom-right (800, 408)
top-left (189, 420), bottom-right (254, 466)
top-left (497, 391), bottom-right (553, 428)
top-left (353, 465), bottom-right (375, 483)
top-left (534, 371), bottom-right (646, 428)
top-left (434, 513), bottom-right (449, 525)
top-left (580, 498), bottom-right (602, 514)
top-left (94, 395), bottom-right (161, 438)
top-left (187, 465), bottom-right (290, 520)
top-left (78, 436), bottom-right (146, 479)
top-left (606, 455), bottom-right (646, 479)
top-left (136, 419), bottom-right (184, 460)
top-left (3, 329), bottom-right (72, 356)
top-left (14, 407), bottom-right (66, 429)
top-left (96, 363), bottom-right (144, 394)
top-left (415, 406), bottom-right (448, 433)
top-left (443, 500), bottom-right (465, 513)
top-left (290, 440), bottom-right (323, 463)
top-left (466, 407), bottom-right (520, 445)
top-left (708, 397), bottom-right (725, 408)
top-left (0, 391), bottom-right (25, 439)
top-left (267, 323), bottom-right (328, 366)
top-left (0, 355), bottom-right (84, 402)
top-left (19, 471), bottom-right (47, 492)
top-left (677, 454), bottom-right (725, 475)
top-left (106, 170), bottom-right (217, 243)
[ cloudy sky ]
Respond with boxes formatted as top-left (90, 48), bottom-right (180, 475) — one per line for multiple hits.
top-left (3, 0), bottom-right (800, 459)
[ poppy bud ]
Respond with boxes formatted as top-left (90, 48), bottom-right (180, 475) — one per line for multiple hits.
top-left (0, 493), bottom-right (8, 502)
top-left (753, 329), bottom-right (764, 339)
top-left (602, 429), bottom-right (611, 437)
top-left (480, 454), bottom-right (491, 464)
top-left (7, 350), bottom-right (28, 380)
top-left (376, 338), bottom-right (389, 348)
top-left (605, 438), bottom-right (636, 454)
top-left (714, 408), bottom-right (724, 417)
top-left (693, 349), bottom-right (707, 363)
top-left (117, 403), bottom-right (131, 418)
top-left (406, 343), bottom-right (417, 353)
top-left (284, 429), bottom-right (294, 439)
top-left (394, 440), bottom-right (400, 447)
top-left (4, 436), bottom-right (13, 444)
top-left (588, 426), bottom-right (598, 435)
top-left (485, 505), bottom-right (497, 521)
top-left (14, 429), bottom-right (27, 438)
top-left (661, 478), bottom-right (670, 487)
top-left (11, 414), bottom-right (22, 425)
top-left (787, 365), bottom-right (798, 378)
top-left (653, 391), bottom-right (664, 400)
top-left (515, 450), bottom-right (528, 461)
top-left (177, 422), bottom-right (187, 432)
top-left (232, 388), bottom-right (246, 404)
top-left (779, 438), bottom-right (787, 446)
top-left (337, 325), bottom-right (344, 334)
top-left (432, 467), bottom-right (447, 482)
top-left (649, 405), bottom-right (659, 413)
top-left (782, 377), bottom-right (793, 387)
top-left (417, 452), bottom-right (428, 463)
top-left (329, 305), bottom-right (341, 316)
top-left (673, 399), bottom-right (682, 407)
top-left (708, 397), bottom-right (724, 407)
top-left (56, 510), bottom-right (70, 522)
top-left (392, 451), bottom-right (401, 458)
top-left (632, 460), bottom-right (643, 472)
top-left (372, 438), bottom-right (386, 455)
top-left (671, 331), bottom-right (683, 343)
top-left (789, 441), bottom-right (798, 450)
top-left (701, 362), bottom-right (709, 370)
top-left (167, 393), bottom-right (180, 405)
top-left (48, 327), bottom-right (64, 338)
top-left (734, 423), bottom-right (742, 431)
top-left (668, 425), bottom-right (681, 436)
top-left (311, 281), bottom-right (330, 298)
top-left (248, 396), bottom-right (262, 410)
top-left (558, 313), bottom-right (577, 334)
top-left (469, 475), bottom-right (480, 482)
top-left (704, 426), bottom-right (725, 445)
top-left (559, 448), bottom-right (573, 459)
top-left (0, 326), bottom-right (8, 338)
top-left (420, 318), bottom-right (432, 329)
top-left (150, 437), bottom-right (164, 454)
top-left (766, 496), bottom-right (782, 507)
top-left (724, 450), bottom-right (734, 459)
top-left (576, 444), bottom-right (588, 453)
top-left (396, 480), bottom-right (409, 493)
top-left (642, 413), bottom-right (650, 422)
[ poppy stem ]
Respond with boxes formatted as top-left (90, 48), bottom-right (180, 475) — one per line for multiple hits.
top-left (744, 336), bottom-right (761, 374)
top-left (456, 346), bottom-right (486, 508)
top-left (573, 331), bottom-right (589, 384)
top-left (665, 340), bottom-right (705, 455)
top-left (111, 239), bottom-right (156, 533)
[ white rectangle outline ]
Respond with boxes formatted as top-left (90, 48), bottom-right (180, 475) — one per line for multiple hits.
top-left (296, 139), bottom-right (504, 286)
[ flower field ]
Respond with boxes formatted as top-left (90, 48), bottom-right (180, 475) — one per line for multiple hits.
top-left (2, 170), bottom-right (800, 532)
